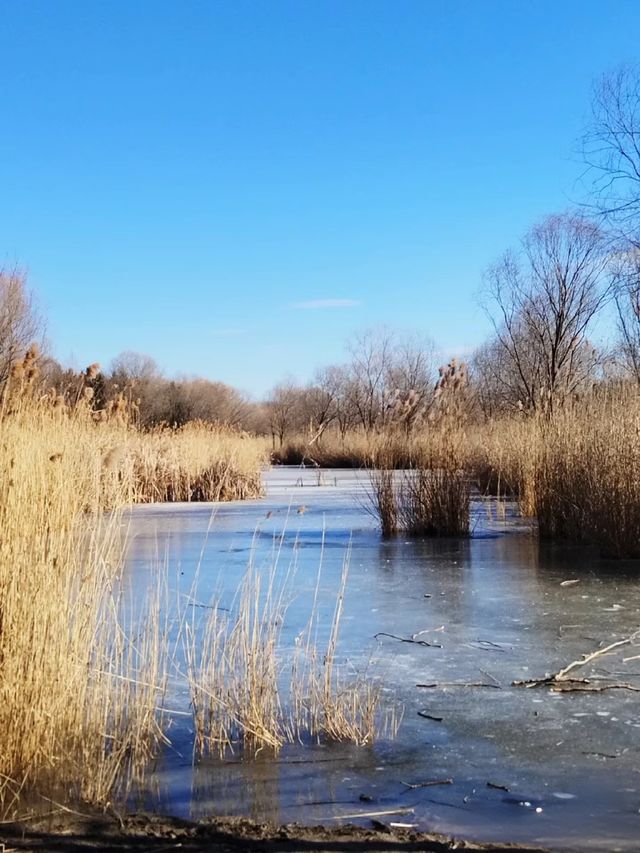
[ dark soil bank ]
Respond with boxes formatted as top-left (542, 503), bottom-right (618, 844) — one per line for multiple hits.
top-left (1, 812), bottom-right (551, 853)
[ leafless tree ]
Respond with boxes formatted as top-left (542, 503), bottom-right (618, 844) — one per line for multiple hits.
top-left (343, 328), bottom-right (437, 432)
top-left (0, 269), bottom-right (41, 390)
top-left (180, 378), bottom-right (252, 427)
top-left (345, 328), bottom-right (395, 432)
top-left (266, 380), bottom-right (304, 447)
top-left (299, 365), bottom-right (346, 442)
top-left (612, 245), bottom-right (640, 383)
top-left (482, 213), bottom-right (612, 413)
top-left (110, 350), bottom-right (160, 385)
top-left (582, 64), bottom-right (640, 238)
top-left (109, 351), bottom-right (163, 425)
top-left (470, 339), bottom-right (516, 418)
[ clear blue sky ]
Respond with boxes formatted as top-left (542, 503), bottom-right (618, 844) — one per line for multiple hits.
top-left (1, 1), bottom-right (638, 396)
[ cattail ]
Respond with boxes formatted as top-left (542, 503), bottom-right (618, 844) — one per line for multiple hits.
top-left (85, 363), bottom-right (100, 380)
top-left (24, 343), bottom-right (39, 363)
top-left (102, 445), bottom-right (126, 472)
top-left (10, 362), bottom-right (24, 381)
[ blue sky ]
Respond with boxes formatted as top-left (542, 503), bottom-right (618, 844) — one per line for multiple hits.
top-left (1, 1), bottom-right (639, 396)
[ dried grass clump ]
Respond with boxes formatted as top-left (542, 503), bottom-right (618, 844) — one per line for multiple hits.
top-left (6, 353), bottom-right (268, 508)
top-left (533, 391), bottom-right (640, 557)
top-left (367, 434), bottom-right (470, 537)
top-left (186, 563), bottom-right (289, 754)
top-left (130, 421), bottom-right (267, 503)
top-left (292, 558), bottom-right (400, 745)
top-left (186, 558), bottom-right (398, 757)
top-left (466, 386), bottom-right (640, 558)
top-left (466, 416), bottom-right (538, 514)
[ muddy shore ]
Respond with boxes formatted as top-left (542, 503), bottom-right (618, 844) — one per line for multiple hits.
top-left (1, 811), bottom-right (551, 853)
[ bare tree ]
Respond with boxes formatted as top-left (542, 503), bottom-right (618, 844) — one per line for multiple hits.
top-left (0, 270), bottom-right (41, 390)
top-left (345, 328), bottom-right (396, 432)
top-left (482, 213), bottom-right (611, 413)
top-left (299, 365), bottom-right (345, 442)
top-left (180, 378), bottom-right (252, 428)
top-left (582, 64), bottom-right (640, 237)
top-left (109, 351), bottom-right (163, 425)
top-left (110, 350), bottom-right (160, 385)
top-left (266, 380), bottom-right (304, 447)
top-left (612, 245), bottom-right (640, 382)
top-left (470, 339), bottom-right (516, 418)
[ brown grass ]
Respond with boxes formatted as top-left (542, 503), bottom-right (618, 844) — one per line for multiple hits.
top-left (186, 554), bottom-right (399, 757)
top-left (0, 351), bottom-right (398, 817)
top-left (366, 433), bottom-right (470, 537)
top-left (466, 386), bottom-right (640, 558)
top-left (0, 398), bottom-right (168, 811)
top-left (0, 356), bottom-right (266, 812)
top-left (128, 421), bottom-right (267, 503)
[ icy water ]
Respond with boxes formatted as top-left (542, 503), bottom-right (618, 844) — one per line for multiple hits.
top-left (123, 468), bottom-right (640, 852)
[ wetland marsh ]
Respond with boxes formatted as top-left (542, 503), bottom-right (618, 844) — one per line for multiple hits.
top-left (123, 468), bottom-right (640, 853)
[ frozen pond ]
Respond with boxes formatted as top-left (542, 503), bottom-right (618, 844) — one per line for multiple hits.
top-left (123, 467), bottom-right (640, 852)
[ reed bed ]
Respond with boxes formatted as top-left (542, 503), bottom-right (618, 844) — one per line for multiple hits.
top-left (466, 416), bottom-right (538, 514)
top-left (186, 555), bottom-right (399, 757)
top-left (272, 429), bottom-right (424, 469)
top-left (128, 421), bottom-right (267, 503)
top-left (0, 397), bottom-right (168, 812)
top-left (366, 434), bottom-right (470, 537)
top-left (0, 354), bottom-right (397, 816)
top-left (466, 387), bottom-right (640, 558)
top-left (532, 393), bottom-right (640, 558)
top-left (0, 356), bottom-right (265, 812)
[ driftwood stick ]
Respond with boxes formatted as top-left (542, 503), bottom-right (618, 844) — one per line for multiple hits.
top-left (416, 681), bottom-right (501, 689)
top-left (513, 631), bottom-right (640, 691)
top-left (556, 636), bottom-right (636, 680)
top-left (374, 632), bottom-right (442, 648)
top-left (400, 779), bottom-right (452, 790)
top-left (331, 807), bottom-right (415, 820)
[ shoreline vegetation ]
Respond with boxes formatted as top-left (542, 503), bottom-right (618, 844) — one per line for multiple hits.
top-left (3, 336), bottom-right (640, 827)
top-left (273, 382), bottom-right (640, 559)
top-left (0, 355), bottom-right (397, 820)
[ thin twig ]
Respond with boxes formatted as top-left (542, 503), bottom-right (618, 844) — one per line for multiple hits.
top-left (400, 778), bottom-right (452, 790)
top-left (375, 632), bottom-right (442, 648)
top-left (331, 807), bottom-right (415, 820)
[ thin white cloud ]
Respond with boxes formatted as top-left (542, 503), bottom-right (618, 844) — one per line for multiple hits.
top-left (290, 298), bottom-right (361, 310)
top-left (211, 328), bottom-right (245, 337)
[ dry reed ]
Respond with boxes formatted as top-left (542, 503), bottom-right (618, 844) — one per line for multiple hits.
top-left (186, 553), bottom-right (398, 756)
top-left (0, 395), bottom-right (168, 812)
top-left (0, 353), bottom-right (266, 813)
top-left (367, 434), bottom-right (470, 537)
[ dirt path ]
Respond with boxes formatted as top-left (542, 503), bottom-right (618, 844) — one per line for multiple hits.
top-left (0, 811), bottom-right (551, 853)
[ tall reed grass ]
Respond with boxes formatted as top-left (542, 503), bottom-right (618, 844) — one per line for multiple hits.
top-left (0, 351), bottom-right (398, 816)
top-left (367, 435), bottom-right (470, 537)
top-left (0, 397), bottom-right (168, 810)
top-left (186, 554), bottom-right (398, 756)
top-left (0, 355), bottom-right (265, 811)
top-left (533, 392), bottom-right (640, 557)
top-left (467, 386), bottom-right (640, 558)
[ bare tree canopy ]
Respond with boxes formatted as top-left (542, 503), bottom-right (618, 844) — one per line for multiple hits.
top-left (345, 328), bottom-right (437, 432)
top-left (0, 269), bottom-right (41, 389)
top-left (612, 245), bottom-right (640, 382)
top-left (583, 64), bottom-right (640, 235)
top-left (110, 351), bottom-right (161, 384)
top-left (482, 213), bottom-right (612, 412)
